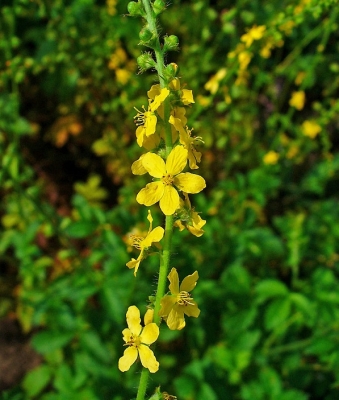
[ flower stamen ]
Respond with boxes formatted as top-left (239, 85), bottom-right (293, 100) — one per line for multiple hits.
top-left (177, 291), bottom-right (195, 306)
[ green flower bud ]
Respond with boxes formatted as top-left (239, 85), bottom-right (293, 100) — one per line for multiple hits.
top-left (163, 35), bottom-right (179, 52)
top-left (137, 53), bottom-right (156, 71)
top-left (153, 0), bottom-right (166, 15)
top-left (127, 1), bottom-right (144, 16)
top-left (139, 26), bottom-right (154, 42)
top-left (163, 63), bottom-right (179, 81)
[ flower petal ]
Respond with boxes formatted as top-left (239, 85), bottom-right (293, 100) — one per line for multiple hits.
top-left (168, 268), bottom-right (180, 294)
top-left (150, 88), bottom-right (170, 112)
top-left (138, 345), bottom-right (159, 373)
top-left (159, 185), bottom-right (179, 215)
top-left (144, 112), bottom-right (157, 136)
top-left (144, 309), bottom-right (154, 325)
top-left (126, 306), bottom-right (142, 335)
top-left (159, 295), bottom-right (176, 318)
top-left (122, 328), bottom-right (132, 344)
top-left (181, 89), bottom-right (194, 105)
top-left (136, 182), bottom-right (164, 207)
top-left (183, 302), bottom-right (200, 318)
top-left (126, 257), bottom-right (142, 276)
top-left (166, 146), bottom-right (188, 176)
top-left (118, 346), bottom-right (138, 372)
top-left (180, 271), bottom-right (199, 292)
top-left (174, 173), bottom-right (206, 193)
top-left (131, 155), bottom-right (147, 175)
top-left (140, 323), bottom-right (159, 345)
top-left (142, 153), bottom-right (166, 178)
top-left (167, 307), bottom-right (186, 330)
top-left (143, 226), bottom-right (164, 247)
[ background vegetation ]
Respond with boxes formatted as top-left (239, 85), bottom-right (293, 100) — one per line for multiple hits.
top-left (1, 0), bottom-right (339, 399)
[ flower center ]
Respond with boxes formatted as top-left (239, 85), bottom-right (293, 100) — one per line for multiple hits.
top-left (129, 235), bottom-right (144, 250)
top-left (162, 174), bottom-right (174, 186)
top-left (126, 333), bottom-right (141, 348)
top-left (134, 107), bottom-right (153, 127)
top-left (177, 291), bottom-right (194, 306)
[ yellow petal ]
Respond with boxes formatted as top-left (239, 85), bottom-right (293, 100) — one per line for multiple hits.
top-left (144, 309), bottom-right (154, 325)
top-left (122, 328), bottom-right (132, 344)
top-left (159, 185), bottom-right (180, 215)
top-left (147, 84), bottom-right (161, 99)
top-left (180, 271), bottom-right (199, 292)
top-left (181, 89), bottom-right (194, 105)
top-left (131, 156), bottom-right (147, 175)
top-left (136, 126), bottom-right (146, 147)
top-left (126, 257), bottom-right (142, 276)
top-left (126, 306), bottom-right (142, 335)
top-left (142, 153), bottom-right (166, 178)
top-left (174, 173), bottom-right (206, 193)
top-left (187, 225), bottom-right (204, 237)
top-left (142, 133), bottom-right (160, 150)
top-left (183, 302), bottom-right (200, 318)
top-left (136, 182), bottom-right (164, 207)
top-left (118, 346), bottom-right (138, 372)
top-left (167, 307), bottom-right (186, 330)
top-left (166, 146), bottom-right (188, 176)
top-left (149, 88), bottom-right (170, 112)
top-left (143, 226), bottom-right (164, 247)
top-left (144, 112), bottom-right (157, 136)
top-left (168, 268), bottom-right (180, 294)
top-left (159, 295), bottom-right (176, 318)
top-left (140, 323), bottom-right (159, 345)
top-left (138, 345), bottom-right (159, 373)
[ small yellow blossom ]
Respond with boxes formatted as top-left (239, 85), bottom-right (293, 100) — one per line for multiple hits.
top-left (241, 25), bottom-right (266, 47)
top-left (238, 51), bottom-right (252, 70)
top-left (169, 78), bottom-right (195, 105)
top-left (136, 146), bottom-right (206, 215)
top-left (126, 210), bottom-right (164, 276)
top-left (118, 306), bottom-right (159, 373)
top-left (174, 193), bottom-right (206, 237)
top-left (289, 91), bottom-right (305, 110)
top-left (204, 68), bottom-right (227, 95)
top-left (295, 71), bottom-right (306, 86)
top-left (159, 268), bottom-right (200, 330)
top-left (302, 120), bottom-right (321, 139)
top-left (169, 116), bottom-right (203, 169)
top-left (263, 151), bottom-right (280, 165)
top-left (134, 88), bottom-right (170, 147)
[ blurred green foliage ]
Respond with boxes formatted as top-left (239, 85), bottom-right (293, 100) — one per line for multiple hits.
top-left (1, 0), bottom-right (339, 399)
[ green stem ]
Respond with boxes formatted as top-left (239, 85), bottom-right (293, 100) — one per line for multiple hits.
top-left (136, 368), bottom-right (149, 400)
top-left (136, 2), bottom-right (175, 400)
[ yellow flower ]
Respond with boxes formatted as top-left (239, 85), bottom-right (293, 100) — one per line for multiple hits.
top-left (241, 25), bottom-right (266, 47)
top-left (169, 78), bottom-right (195, 105)
top-left (263, 150), bottom-right (279, 165)
top-left (159, 268), bottom-right (200, 330)
top-left (204, 68), bottom-right (227, 95)
top-left (238, 51), bottom-right (252, 70)
top-left (134, 88), bottom-right (170, 147)
top-left (136, 146), bottom-right (206, 215)
top-left (174, 194), bottom-right (206, 237)
top-left (118, 306), bottom-right (159, 373)
top-left (169, 116), bottom-right (203, 169)
top-left (126, 210), bottom-right (164, 276)
top-left (301, 120), bottom-right (321, 139)
top-left (289, 91), bottom-right (305, 110)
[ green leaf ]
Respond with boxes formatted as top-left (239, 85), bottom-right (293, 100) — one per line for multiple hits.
top-left (32, 330), bottom-right (74, 354)
top-left (264, 297), bottom-right (291, 330)
top-left (255, 279), bottom-right (289, 304)
top-left (22, 364), bottom-right (52, 397)
top-left (63, 221), bottom-right (97, 238)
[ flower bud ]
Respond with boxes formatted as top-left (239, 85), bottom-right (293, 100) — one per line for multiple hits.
top-left (137, 53), bottom-right (156, 71)
top-left (163, 35), bottom-right (179, 52)
top-left (127, 1), bottom-right (144, 16)
top-left (139, 26), bottom-right (154, 43)
top-left (163, 63), bottom-right (179, 81)
top-left (153, 0), bottom-right (166, 15)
